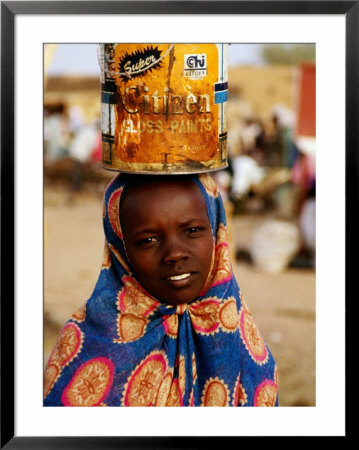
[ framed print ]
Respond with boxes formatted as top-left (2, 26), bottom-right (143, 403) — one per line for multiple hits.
top-left (1, 0), bottom-right (354, 447)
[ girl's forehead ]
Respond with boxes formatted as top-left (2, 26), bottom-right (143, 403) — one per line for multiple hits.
top-left (119, 177), bottom-right (211, 226)
top-left (122, 177), bottom-right (203, 203)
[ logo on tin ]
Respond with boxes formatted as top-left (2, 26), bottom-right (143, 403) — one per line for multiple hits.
top-left (184, 54), bottom-right (207, 79)
top-left (119, 46), bottom-right (163, 81)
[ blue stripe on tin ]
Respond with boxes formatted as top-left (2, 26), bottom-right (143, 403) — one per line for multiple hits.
top-left (101, 92), bottom-right (117, 104)
top-left (215, 90), bottom-right (228, 104)
top-left (215, 81), bottom-right (228, 92)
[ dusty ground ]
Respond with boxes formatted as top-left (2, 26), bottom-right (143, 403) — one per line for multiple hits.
top-left (44, 182), bottom-right (315, 407)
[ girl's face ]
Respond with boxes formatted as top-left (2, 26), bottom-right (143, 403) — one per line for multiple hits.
top-left (120, 179), bottom-right (214, 305)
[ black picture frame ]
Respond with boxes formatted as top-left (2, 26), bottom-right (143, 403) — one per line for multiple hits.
top-left (1, 1), bottom-right (354, 447)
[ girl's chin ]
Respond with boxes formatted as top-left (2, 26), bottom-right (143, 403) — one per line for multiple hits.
top-left (157, 292), bottom-right (199, 306)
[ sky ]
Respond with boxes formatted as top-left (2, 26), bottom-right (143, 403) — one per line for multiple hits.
top-left (46, 43), bottom-right (264, 76)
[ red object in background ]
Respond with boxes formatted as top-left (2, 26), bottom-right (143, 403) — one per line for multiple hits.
top-left (296, 63), bottom-right (316, 137)
top-left (90, 131), bottom-right (102, 163)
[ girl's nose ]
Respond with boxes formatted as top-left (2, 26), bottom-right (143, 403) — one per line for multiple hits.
top-left (162, 239), bottom-right (188, 264)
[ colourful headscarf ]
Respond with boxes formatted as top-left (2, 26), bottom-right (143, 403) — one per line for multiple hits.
top-left (44, 173), bottom-right (278, 407)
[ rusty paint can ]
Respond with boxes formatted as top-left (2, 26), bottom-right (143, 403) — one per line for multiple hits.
top-left (99, 43), bottom-right (228, 174)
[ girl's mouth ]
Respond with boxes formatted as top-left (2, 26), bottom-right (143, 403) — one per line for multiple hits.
top-left (163, 272), bottom-right (197, 289)
top-left (167, 273), bottom-right (191, 281)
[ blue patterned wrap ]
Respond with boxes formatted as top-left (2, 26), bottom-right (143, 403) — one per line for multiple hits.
top-left (44, 173), bottom-right (278, 407)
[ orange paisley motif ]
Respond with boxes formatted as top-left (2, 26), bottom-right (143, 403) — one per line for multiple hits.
top-left (254, 380), bottom-right (277, 407)
top-left (216, 223), bottom-right (228, 245)
top-left (210, 243), bottom-right (232, 288)
top-left (115, 313), bottom-right (147, 343)
top-left (189, 298), bottom-right (221, 335)
top-left (239, 306), bottom-right (269, 365)
top-left (101, 241), bottom-right (112, 270)
top-left (201, 223), bottom-right (231, 293)
top-left (166, 379), bottom-right (183, 406)
top-left (44, 323), bottom-right (83, 398)
top-left (155, 372), bottom-right (173, 406)
top-left (199, 173), bottom-right (218, 198)
top-left (72, 304), bottom-right (86, 323)
top-left (108, 243), bottom-right (131, 273)
top-left (122, 351), bottom-right (169, 406)
top-left (201, 377), bottom-right (230, 406)
top-left (163, 314), bottom-right (178, 338)
top-left (48, 323), bottom-right (83, 368)
top-left (219, 297), bottom-right (239, 332)
top-left (118, 276), bottom-right (159, 318)
top-left (108, 187), bottom-right (124, 239)
top-left (43, 363), bottom-right (60, 398)
top-left (62, 357), bottom-right (114, 406)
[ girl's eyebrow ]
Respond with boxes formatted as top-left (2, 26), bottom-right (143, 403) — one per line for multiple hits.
top-left (130, 228), bottom-right (159, 238)
top-left (179, 218), bottom-right (208, 228)
top-left (130, 218), bottom-right (208, 237)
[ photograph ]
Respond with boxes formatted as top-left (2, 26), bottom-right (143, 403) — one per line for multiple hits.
top-left (43, 42), bottom-right (315, 409)
top-left (1, 0), bottom-right (352, 446)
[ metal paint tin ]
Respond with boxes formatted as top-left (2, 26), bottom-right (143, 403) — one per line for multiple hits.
top-left (99, 43), bottom-right (228, 174)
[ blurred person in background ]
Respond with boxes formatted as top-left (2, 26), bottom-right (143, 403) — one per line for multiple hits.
top-left (239, 116), bottom-right (264, 161)
top-left (68, 105), bottom-right (86, 136)
top-left (68, 119), bottom-right (99, 192)
top-left (298, 181), bottom-right (316, 267)
top-left (44, 104), bottom-right (69, 163)
top-left (230, 115), bottom-right (266, 201)
top-left (290, 138), bottom-right (316, 268)
top-left (89, 124), bottom-right (103, 165)
top-left (231, 153), bottom-right (265, 201)
top-left (265, 104), bottom-right (297, 169)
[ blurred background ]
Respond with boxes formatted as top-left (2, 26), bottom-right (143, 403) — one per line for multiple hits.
top-left (44, 43), bottom-right (316, 406)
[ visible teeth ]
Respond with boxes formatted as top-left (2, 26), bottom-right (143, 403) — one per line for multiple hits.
top-left (168, 273), bottom-right (191, 281)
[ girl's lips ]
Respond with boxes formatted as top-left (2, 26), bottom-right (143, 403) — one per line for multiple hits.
top-left (162, 272), bottom-right (196, 288)
top-left (167, 273), bottom-right (191, 281)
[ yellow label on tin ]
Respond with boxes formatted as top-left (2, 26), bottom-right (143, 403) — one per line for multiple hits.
top-left (100, 43), bottom-right (228, 174)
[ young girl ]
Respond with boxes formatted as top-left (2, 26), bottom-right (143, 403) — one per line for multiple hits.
top-left (44, 173), bottom-right (278, 407)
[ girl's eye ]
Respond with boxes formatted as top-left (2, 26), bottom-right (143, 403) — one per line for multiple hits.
top-left (137, 237), bottom-right (159, 248)
top-left (185, 227), bottom-right (203, 237)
